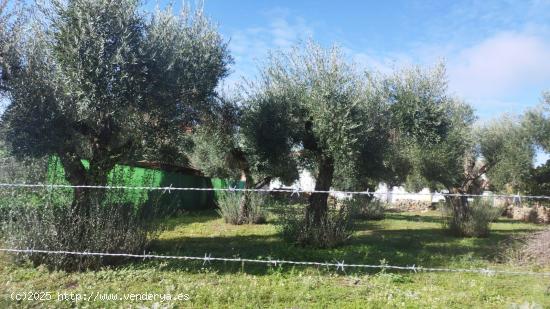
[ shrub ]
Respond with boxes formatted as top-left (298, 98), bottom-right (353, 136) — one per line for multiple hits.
top-left (0, 155), bottom-right (48, 184)
top-left (442, 197), bottom-right (502, 237)
top-left (216, 192), bottom-right (267, 224)
top-left (247, 193), bottom-right (268, 224)
top-left (279, 204), bottom-right (356, 248)
top-left (216, 191), bottom-right (241, 224)
top-left (0, 190), bottom-right (163, 271)
top-left (346, 196), bottom-right (386, 220)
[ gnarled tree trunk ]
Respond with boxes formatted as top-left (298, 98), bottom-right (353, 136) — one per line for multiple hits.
top-left (306, 156), bottom-right (334, 224)
top-left (447, 187), bottom-right (470, 221)
top-left (58, 153), bottom-right (113, 216)
top-left (446, 163), bottom-right (489, 224)
top-left (57, 152), bottom-right (114, 245)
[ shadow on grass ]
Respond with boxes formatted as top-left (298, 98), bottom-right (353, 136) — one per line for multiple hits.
top-left (159, 210), bottom-right (221, 231)
top-left (4, 210), bottom-right (534, 276)
top-left (139, 211), bottom-right (537, 276)
top-left (492, 217), bottom-right (544, 225)
top-left (383, 213), bottom-right (444, 224)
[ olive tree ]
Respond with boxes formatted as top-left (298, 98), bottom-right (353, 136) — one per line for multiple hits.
top-left (527, 160), bottom-right (550, 196)
top-left (413, 112), bottom-right (534, 191)
top-left (525, 91), bottom-right (550, 152)
top-left (407, 99), bottom-right (477, 193)
top-left (382, 64), bottom-right (456, 197)
top-left (242, 42), bottom-right (453, 224)
top-left (190, 94), bottom-right (299, 222)
top-left (479, 116), bottom-right (534, 193)
top-left (0, 0), bottom-right (231, 213)
top-left (242, 42), bottom-right (381, 223)
top-left (190, 98), bottom-right (244, 182)
top-left (523, 91), bottom-right (550, 195)
top-left (410, 104), bottom-right (534, 229)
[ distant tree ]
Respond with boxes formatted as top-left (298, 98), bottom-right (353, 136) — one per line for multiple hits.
top-left (189, 97), bottom-right (244, 182)
top-left (410, 106), bottom-right (534, 219)
top-left (523, 91), bottom-right (550, 195)
top-left (526, 159), bottom-right (550, 196)
top-left (478, 116), bottom-right (534, 193)
top-left (524, 91), bottom-right (550, 152)
top-left (0, 0), bottom-right (231, 213)
top-left (405, 87), bottom-right (536, 193)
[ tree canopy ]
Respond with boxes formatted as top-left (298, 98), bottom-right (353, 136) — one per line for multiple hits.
top-left (524, 91), bottom-right (550, 152)
top-left (478, 116), bottom-right (534, 193)
top-left (241, 41), bottom-right (456, 221)
top-left (0, 0), bottom-right (231, 210)
top-left (523, 91), bottom-right (550, 195)
top-left (404, 99), bottom-right (476, 192)
top-left (406, 109), bottom-right (535, 196)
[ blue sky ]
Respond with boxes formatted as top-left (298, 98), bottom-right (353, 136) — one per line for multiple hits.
top-left (159, 0), bottom-right (550, 164)
top-left (150, 0), bottom-right (550, 122)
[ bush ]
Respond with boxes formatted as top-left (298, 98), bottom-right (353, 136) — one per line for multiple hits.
top-left (442, 197), bottom-right (502, 237)
top-left (216, 191), bottom-right (267, 224)
top-left (0, 154), bottom-right (48, 184)
top-left (279, 204), bottom-right (356, 248)
top-left (0, 190), bottom-right (163, 271)
top-left (346, 196), bottom-right (386, 220)
top-left (247, 193), bottom-right (268, 224)
top-left (216, 191), bottom-right (241, 224)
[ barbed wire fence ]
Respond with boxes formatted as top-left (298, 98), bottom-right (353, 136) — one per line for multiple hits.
top-left (1, 248), bottom-right (549, 277)
top-left (0, 182), bottom-right (549, 200)
top-left (0, 182), bottom-right (549, 277)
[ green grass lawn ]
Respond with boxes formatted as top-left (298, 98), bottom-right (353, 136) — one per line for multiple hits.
top-left (1, 210), bottom-right (549, 308)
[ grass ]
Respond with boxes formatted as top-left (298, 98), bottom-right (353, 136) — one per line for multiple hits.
top-left (1, 210), bottom-right (549, 308)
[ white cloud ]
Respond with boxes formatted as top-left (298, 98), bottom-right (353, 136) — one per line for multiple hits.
top-left (447, 31), bottom-right (550, 99)
top-left (268, 15), bottom-right (312, 49)
top-left (222, 9), bottom-right (314, 91)
top-left (222, 6), bottom-right (550, 122)
top-left (350, 51), bottom-right (410, 74)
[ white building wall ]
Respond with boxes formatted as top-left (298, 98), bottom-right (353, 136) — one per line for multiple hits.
top-left (269, 170), bottom-right (446, 203)
top-left (374, 184), bottom-right (445, 203)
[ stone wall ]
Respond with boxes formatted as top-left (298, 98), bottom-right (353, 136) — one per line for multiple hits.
top-left (389, 199), bottom-right (550, 224)
top-left (388, 199), bottom-right (434, 212)
top-left (503, 204), bottom-right (550, 224)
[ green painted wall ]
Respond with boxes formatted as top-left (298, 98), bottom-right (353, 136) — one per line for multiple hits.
top-left (46, 157), bottom-right (244, 211)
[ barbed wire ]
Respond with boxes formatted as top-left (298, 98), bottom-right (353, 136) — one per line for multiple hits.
top-left (0, 182), bottom-right (549, 200)
top-left (0, 184), bottom-right (547, 277)
top-left (0, 248), bottom-right (548, 277)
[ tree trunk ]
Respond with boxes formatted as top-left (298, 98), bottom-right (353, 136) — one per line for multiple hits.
top-left (307, 156), bottom-right (334, 224)
top-left (58, 154), bottom-right (112, 216)
top-left (447, 187), bottom-right (470, 223)
top-left (254, 177), bottom-right (272, 189)
top-left (239, 170), bottom-right (255, 224)
top-left (58, 154), bottom-right (88, 211)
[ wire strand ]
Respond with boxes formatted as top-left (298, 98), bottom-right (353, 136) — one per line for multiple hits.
top-left (1, 248), bottom-right (548, 277)
top-left (0, 183), bottom-right (549, 200)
